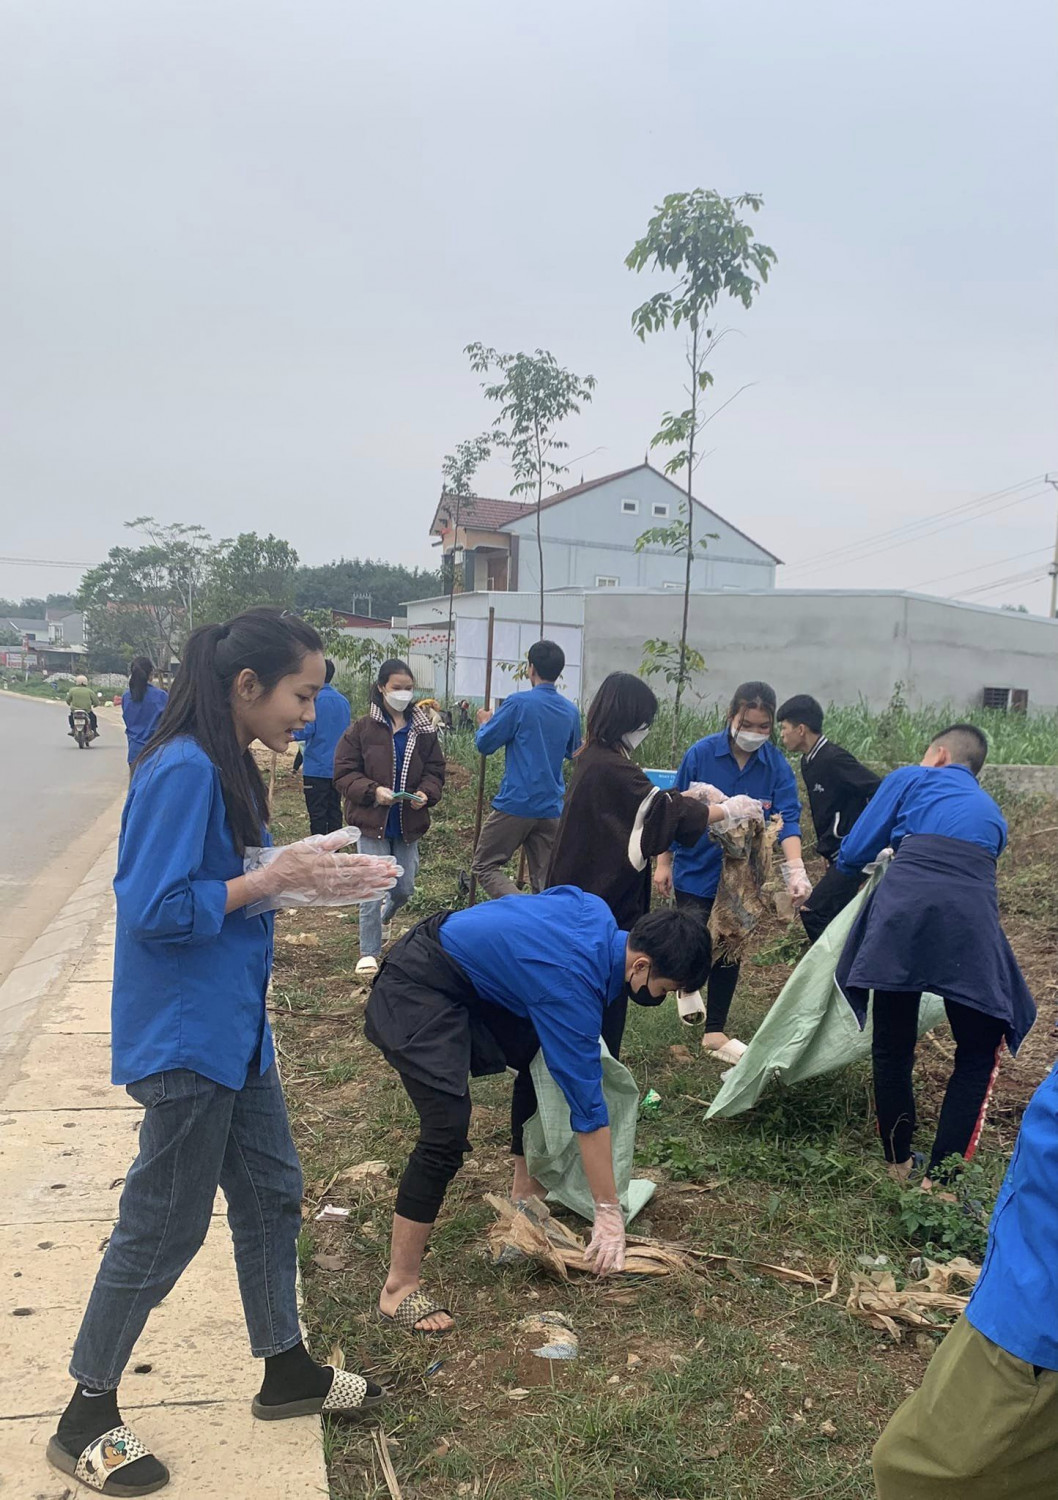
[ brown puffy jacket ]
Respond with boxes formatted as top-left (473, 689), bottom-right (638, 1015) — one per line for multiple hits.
top-left (333, 703), bottom-right (446, 842)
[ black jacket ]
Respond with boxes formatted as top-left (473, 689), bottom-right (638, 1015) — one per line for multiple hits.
top-left (799, 737), bottom-right (880, 863)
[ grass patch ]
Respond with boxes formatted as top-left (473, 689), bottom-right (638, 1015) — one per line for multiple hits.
top-left (265, 748), bottom-right (1058, 1499)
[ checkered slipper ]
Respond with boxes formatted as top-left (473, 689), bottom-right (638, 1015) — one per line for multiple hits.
top-left (377, 1289), bottom-right (453, 1335)
top-left (46, 1425), bottom-right (169, 1496)
top-left (252, 1366), bottom-right (385, 1421)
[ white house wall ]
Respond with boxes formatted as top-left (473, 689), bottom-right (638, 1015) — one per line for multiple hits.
top-left (502, 469), bottom-right (775, 594)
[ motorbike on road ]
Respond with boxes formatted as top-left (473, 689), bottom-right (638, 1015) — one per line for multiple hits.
top-left (70, 708), bottom-right (97, 750)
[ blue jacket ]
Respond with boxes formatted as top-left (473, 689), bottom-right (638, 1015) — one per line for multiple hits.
top-left (967, 1061), bottom-right (1058, 1368)
top-left (475, 683), bottom-right (581, 819)
top-left (672, 731), bottom-right (802, 899)
top-left (439, 887), bottom-right (626, 1132)
top-left (121, 684), bottom-right (168, 764)
top-left (837, 764), bottom-right (1006, 874)
top-left (291, 682), bottom-right (352, 778)
top-left (112, 736), bottom-right (275, 1089)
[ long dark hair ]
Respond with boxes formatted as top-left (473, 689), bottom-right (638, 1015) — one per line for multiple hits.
top-left (370, 658), bottom-right (415, 715)
top-left (586, 672), bottom-right (658, 750)
top-left (128, 656), bottom-right (154, 704)
top-left (143, 607), bottom-right (323, 853)
top-left (728, 680), bottom-right (777, 729)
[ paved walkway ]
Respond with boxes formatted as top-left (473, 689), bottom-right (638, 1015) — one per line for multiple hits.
top-left (0, 840), bottom-right (329, 1497)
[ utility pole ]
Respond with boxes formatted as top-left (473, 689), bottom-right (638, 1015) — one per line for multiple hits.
top-left (1047, 475), bottom-right (1058, 619)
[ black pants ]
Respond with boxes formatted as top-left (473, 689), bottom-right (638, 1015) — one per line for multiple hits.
top-left (871, 991), bottom-right (1006, 1176)
top-left (302, 776), bottom-right (343, 836)
top-left (395, 1003), bottom-right (541, 1224)
top-left (800, 862), bottom-right (863, 944)
top-left (675, 890), bottom-right (740, 1032)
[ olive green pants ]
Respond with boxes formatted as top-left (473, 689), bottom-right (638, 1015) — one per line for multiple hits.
top-left (874, 1315), bottom-right (1058, 1499)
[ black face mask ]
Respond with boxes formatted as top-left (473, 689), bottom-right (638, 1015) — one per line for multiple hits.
top-left (625, 966), bottom-right (665, 1009)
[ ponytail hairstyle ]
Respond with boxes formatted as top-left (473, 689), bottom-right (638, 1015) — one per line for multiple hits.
top-left (143, 607), bottom-right (323, 853)
top-left (370, 658), bottom-right (415, 715)
top-left (128, 656), bottom-right (154, 704)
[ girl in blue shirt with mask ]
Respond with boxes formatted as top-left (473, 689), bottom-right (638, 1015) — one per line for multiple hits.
top-left (49, 608), bottom-right (399, 1498)
top-left (654, 681), bottom-right (806, 1064)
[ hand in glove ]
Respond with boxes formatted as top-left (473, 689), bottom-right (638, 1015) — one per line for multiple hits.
top-left (243, 831), bottom-right (400, 915)
top-left (685, 781), bottom-right (727, 805)
top-left (711, 794), bottom-right (765, 832)
top-left (781, 858), bottom-right (813, 911)
top-left (583, 1200), bottom-right (626, 1276)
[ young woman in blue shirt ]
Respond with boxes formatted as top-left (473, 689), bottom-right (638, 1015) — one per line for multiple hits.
top-left (121, 657), bottom-right (168, 774)
top-left (654, 681), bottom-right (808, 1063)
top-left (49, 608), bottom-right (400, 1498)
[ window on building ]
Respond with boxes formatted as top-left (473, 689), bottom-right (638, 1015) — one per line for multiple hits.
top-left (983, 686), bottom-right (1030, 712)
top-left (621, 498), bottom-right (639, 515)
top-left (595, 575), bottom-right (619, 588)
top-left (651, 502), bottom-right (670, 518)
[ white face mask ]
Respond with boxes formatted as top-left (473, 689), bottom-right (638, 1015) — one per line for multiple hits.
top-left (384, 689), bottom-right (414, 712)
top-left (734, 729), bottom-right (769, 752)
top-left (622, 725), bottom-right (650, 753)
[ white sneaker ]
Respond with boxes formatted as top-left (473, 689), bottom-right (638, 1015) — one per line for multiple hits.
top-left (355, 955), bottom-right (379, 978)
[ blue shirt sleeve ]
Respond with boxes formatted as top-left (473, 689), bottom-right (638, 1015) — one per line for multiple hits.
top-left (115, 753), bottom-right (230, 945)
top-left (771, 754), bottom-right (802, 842)
top-left (529, 995), bottom-right (609, 1133)
top-left (475, 696), bottom-right (520, 756)
top-left (291, 721), bottom-right (316, 744)
top-left (837, 767), bottom-right (916, 873)
top-left (567, 706), bottom-right (582, 759)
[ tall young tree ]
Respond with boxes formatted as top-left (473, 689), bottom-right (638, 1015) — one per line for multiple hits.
top-left (439, 435), bottom-right (491, 705)
top-left (465, 344), bottom-right (596, 637)
top-left (627, 191), bottom-right (776, 759)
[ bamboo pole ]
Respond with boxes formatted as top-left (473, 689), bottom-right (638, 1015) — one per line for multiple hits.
top-left (467, 606), bottom-right (496, 906)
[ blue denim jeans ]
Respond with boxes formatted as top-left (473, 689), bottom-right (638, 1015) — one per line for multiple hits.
top-left (70, 1062), bottom-right (303, 1389)
top-left (358, 836), bottom-right (420, 958)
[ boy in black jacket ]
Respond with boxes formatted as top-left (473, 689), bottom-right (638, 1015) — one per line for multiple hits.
top-left (777, 694), bottom-right (880, 943)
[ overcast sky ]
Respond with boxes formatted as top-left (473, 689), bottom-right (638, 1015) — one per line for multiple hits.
top-left (2, 0), bottom-right (1056, 613)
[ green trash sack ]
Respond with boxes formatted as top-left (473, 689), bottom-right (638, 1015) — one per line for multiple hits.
top-left (707, 862), bottom-right (945, 1119)
top-left (522, 1044), bottom-right (656, 1224)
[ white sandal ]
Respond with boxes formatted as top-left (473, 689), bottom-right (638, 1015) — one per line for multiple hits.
top-left (702, 1037), bottom-right (747, 1067)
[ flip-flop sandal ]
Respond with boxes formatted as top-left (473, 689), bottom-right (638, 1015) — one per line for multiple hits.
top-left (251, 1367), bottom-right (385, 1421)
top-left (46, 1425), bottom-right (169, 1496)
top-left (702, 1038), bottom-right (747, 1067)
top-left (377, 1289), bottom-right (453, 1335)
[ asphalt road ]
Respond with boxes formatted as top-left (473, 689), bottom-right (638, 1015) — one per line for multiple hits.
top-left (0, 691), bottom-right (128, 902)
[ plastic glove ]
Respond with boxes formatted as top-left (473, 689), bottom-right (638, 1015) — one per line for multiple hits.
top-left (711, 794), bottom-right (765, 833)
top-left (243, 828), bottom-right (401, 916)
top-left (583, 1200), bottom-right (626, 1276)
top-left (781, 858), bottom-right (813, 911)
top-left (685, 781), bottom-right (726, 805)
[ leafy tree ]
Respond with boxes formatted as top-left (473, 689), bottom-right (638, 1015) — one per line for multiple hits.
top-left (294, 559), bottom-right (442, 623)
top-left (199, 533), bottom-right (299, 623)
top-left (0, 593), bottom-right (78, 619)
top-left (465, 343), bottom-right (596, 636)
top-left (627, 189), bottom-right (776, 758)
top-left (438, 435), bottom-right (492, 704)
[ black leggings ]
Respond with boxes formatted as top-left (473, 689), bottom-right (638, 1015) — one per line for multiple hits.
top-left (871, 991), bottom-right (1006, 1176)
top-left (394, 1004), bottom-right (540, 1224)
top-left (674, 890), bottom-right (740, 1032)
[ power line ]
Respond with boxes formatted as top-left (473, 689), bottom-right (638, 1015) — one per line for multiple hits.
top-left (782, 474), bottom-right (1048, 576)
top-left (0, 554), bottom-right (92, 569)
top-left (957, 567), bottom-right (1050, 599)
top-left (907, 546), bottom-right (1053, 591)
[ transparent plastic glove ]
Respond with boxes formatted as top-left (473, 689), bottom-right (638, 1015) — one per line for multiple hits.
top-left (685, 781), bottom-right (726, 805)
top-left (583, 1200), bottom-right (626, 1276)
top-left (711, 794), bottom-right (765, 833)
top-left (243, 828), bottom-right (401, 916)
top-left (781, 858), bottom-right (813, 911)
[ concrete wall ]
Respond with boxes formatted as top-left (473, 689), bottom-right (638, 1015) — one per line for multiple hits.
top-left (503, 469), bottom-right (776, 595)
top-left (581, 589), bottom-right (1058, 712)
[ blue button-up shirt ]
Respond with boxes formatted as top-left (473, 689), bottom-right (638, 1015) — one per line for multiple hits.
top-left (967, 1061), bottom-right (1058, 1369)
top-left (439, 886), bottom-right (626, 1133)
top-left (475, 683), bottom-right (581, 819)
top-left (671, 731), bottom-right (802, 899)
top-left (112, 737), bottom-right (275, 1089)
top-left (837, 764), bottom-right (1006, 874)
top-left (291, 681), bottom-right (352, 779)
top-left (121, 684), bottom-right (168, 764)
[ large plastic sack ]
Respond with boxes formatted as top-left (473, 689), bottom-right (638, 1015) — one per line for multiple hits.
top-left (522, 1044), bottom-right (656, 1224)
top-left (707, 862), bottom-right (945, 1119)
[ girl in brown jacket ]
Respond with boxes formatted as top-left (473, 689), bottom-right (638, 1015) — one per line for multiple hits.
top-left (334, 659), bottom-right (446, 976)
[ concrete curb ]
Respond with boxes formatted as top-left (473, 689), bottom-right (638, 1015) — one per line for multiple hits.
top-left (0, 841), bottom-right (330, 1498)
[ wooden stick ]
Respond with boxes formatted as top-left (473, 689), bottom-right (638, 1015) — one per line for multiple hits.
top-left (467, 606), bottom-right (496, 907)
top-left (516, 845), bottom-right (528, 891)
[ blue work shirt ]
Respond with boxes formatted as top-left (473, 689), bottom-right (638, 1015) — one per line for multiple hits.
top-left (291, 682), bottom-right (352, 779)
top-left (112, 736), bottom-right (275, 1090)
top-left (384, 722), bottom-right (410, 840)
top-left (671, 731), bottom-right (802, 899)
top-left (121, 684), bottom-right (168, 764)
top-left (967, 1061), bottom-right (1058, 1369)
top-left (439, 886), bottom-right (626, 1133)
top-left (475, 683), bottom-right (581, 819)
top-left (837, 764), bottom-right (1006, 874)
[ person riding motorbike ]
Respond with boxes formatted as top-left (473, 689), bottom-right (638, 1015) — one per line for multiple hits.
top-left (66, 676), bottom-right (99, 738)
